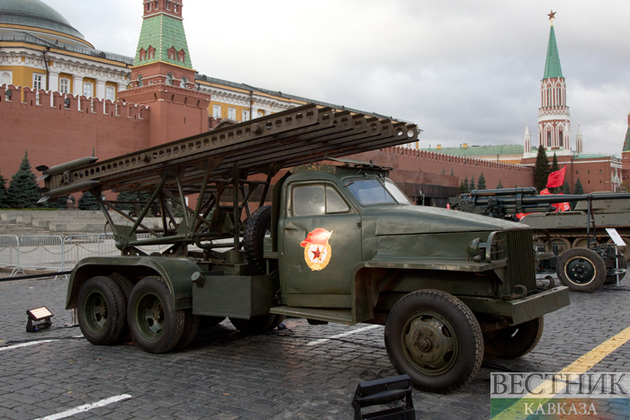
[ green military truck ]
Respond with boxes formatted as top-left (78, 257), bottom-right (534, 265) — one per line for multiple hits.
top-left (39, 105), bottom-right (569, 393)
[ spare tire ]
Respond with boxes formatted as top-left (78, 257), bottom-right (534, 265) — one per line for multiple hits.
top-left (243, 205), bottom-right (272, 274)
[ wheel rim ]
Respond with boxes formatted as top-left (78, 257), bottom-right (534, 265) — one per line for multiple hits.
top-left (565, 256), bottom-right (596, 284)
top-left (135, 292), bottom-right (165, 339)
top-left (83, 290), bottom-right (109, 333)
top-left (400, 311), bottom-right (458, 377)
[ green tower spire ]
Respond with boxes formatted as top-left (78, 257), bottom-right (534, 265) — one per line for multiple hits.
top-left (543, 23), bottom-right (563, 79)
top-left (135, 0), bottom-right (193, 69)
top-left (623, 113), bottom-right (630, 153)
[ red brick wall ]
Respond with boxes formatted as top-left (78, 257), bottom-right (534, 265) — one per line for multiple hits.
top-left (0, 84), bottom-right (150, 183)
top-left (355, 147), bottom-right (535, 191)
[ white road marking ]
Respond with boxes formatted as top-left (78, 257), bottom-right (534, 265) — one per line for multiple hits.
top-left (0, 340), bottom-right (58, 352)
top-left (307, 325), bottom-right (381, 346)
top-left (34, 394), bottom-right (132, 420)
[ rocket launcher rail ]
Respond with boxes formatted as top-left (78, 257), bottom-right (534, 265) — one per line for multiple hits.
top-left (37, 104), bottom-right (419, 254)
top-left (40, 104), bottom-right (419, 200)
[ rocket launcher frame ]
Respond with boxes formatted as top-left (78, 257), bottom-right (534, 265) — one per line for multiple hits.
top-left (38, 104), bottom-right (419, 255)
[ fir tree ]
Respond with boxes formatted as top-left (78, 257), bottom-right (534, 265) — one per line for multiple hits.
top-left (469, 176), bottom-right (476, 192)
top-left (496, 179), bottom-right (504, 189)
top-left (0, 171), bottom-right (7, 209)
top-left (551, 153), bottom-right (560, 173)
top-left (463, 176), bottom-right (469, 193)
top-left (78, 191), bottom-right (100, 210)
top-left (477, 172), bottom-right (486, 190)
top-left (534, 146), bottom-right (550, 192)
top-left (450, 168), bottom-right (454, 176)
top-left (459, 181), bottom-right (466, 194)
top-left (572, 179), bottom-right (585, 210)
top-left (6, 152), bottom-right (41, 208)
top-left (562, 182), bottom-right (570, 194)
top-left (116, 191), bottom-right (154, 216)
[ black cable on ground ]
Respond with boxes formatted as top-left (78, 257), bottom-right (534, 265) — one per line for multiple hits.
top-left (0, 271), bottom-right (72, 282)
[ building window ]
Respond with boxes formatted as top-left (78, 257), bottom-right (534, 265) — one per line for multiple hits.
top-left (147, 46), bottom-right (155, 59)
top-left (33, 74), bottom-right (44, 90)
top-left (257, 110), bottom-right (264, 118)
top-left (59, 78), bottom-right (70, 94)
top-left (547, 131), bottom-right (551, 147)
top-left (166, 73), bottom-right (173, 85)
top-left (181, 76), bottom-right (188, 88)
top-left (213, 105), bottom-right (221, 118)
top-left (106, 85), bottom-right (115, 101)
top-left (242, 110), bottom-right (250, 121)
top-left (83, 81), bottom-right (94, 98)
top-left (228, 107), bottom-right (236, 120)
top-left (137, 75), bottom-right (143, 87)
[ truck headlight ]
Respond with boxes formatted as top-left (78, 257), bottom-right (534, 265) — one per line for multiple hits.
top-left (467, 238), bottom-right (482, 262)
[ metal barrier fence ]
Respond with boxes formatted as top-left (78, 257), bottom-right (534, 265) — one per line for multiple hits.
top-left (0, 233), bottom-right (165, 277)
top-left (0, 235), bottom-right (20, 276)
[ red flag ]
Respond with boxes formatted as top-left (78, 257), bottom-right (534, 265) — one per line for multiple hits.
top-left (546, 166), bottom-right (567, 189)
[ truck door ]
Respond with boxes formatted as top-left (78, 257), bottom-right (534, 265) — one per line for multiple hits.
top-left (279, 182), bottom-right (362, 308)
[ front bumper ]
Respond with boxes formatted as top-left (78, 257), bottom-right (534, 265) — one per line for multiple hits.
top-left (459, 285), bottom-right (570, 325)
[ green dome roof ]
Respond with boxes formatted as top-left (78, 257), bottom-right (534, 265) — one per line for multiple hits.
top-left (0, 0), bottom-right (86, 43)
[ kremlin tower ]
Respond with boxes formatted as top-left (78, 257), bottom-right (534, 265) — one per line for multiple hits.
top-left (536, 11), bottom-right (572, 156)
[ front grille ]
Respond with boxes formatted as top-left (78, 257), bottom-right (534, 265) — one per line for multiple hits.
top-left (491, 229), bottom-right (537, 292)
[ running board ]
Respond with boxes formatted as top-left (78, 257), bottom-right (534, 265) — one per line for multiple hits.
top-left (270, 306), bottom-right (354, 325)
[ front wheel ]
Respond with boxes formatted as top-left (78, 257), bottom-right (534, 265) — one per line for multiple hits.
top-left (556, 248), bottom-right (606, 292)
top-left (484, 317), bottom-right (544, 359)
top-left (384, 290), bottom-right (483, 393)
top-left (127, 277), bottom-right (185, 353)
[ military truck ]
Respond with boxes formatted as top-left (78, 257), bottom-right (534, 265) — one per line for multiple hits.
top-left (450, 188), bottom-right (628, 292)
top-left (39, 105), bottom-right (569, 393)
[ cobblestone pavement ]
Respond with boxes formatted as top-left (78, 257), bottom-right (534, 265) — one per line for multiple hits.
top-left (1, 270), bottom-right (630, 419)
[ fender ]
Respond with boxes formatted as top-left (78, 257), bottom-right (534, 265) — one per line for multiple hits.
top-left (66, 256), bottom-right (202, 310)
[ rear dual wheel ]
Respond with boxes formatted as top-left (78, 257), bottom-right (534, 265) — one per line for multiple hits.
top-left (78, 276), bottom-right (127, 345)
top-left (127, 276), bottom-right (187, 353)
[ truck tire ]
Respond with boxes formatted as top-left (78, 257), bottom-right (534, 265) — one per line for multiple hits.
top-left (109, 273), bottom-right (134, 343)
top-left (174, 309), bottom-right (200, 350)
top-left (384, 290), bottom-right (483, 393)
top-left (230, 314), bottom-right (277, 334)
top-left (127, 277), bottom-right (186, 353)
top-left (77, 276), bottom-right (127, 346)
top-left (556, 248), bottom-right (606, 292)
top-left (483, 317), bottom-right (543, 359)
top-left (243, 205), bottom-right (271, 274)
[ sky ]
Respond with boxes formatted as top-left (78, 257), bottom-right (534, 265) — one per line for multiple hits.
top-left (41, 0), bottom-right (630, 157)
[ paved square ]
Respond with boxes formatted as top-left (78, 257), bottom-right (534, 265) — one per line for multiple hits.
top-left (1, 271), bottom-right (629, 419)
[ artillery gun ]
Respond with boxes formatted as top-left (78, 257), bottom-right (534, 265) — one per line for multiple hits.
top-left (450, 188), bottom-right (628, 292)
top-left (39, 104), bottom-right (569, 393)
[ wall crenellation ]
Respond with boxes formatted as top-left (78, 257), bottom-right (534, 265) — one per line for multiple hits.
top-left (383, 146), bottom-right (534, 174)
top-left (1, 84), bottom-right (150, 121)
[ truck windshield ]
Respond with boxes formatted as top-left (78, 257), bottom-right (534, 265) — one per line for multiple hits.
top-left (346, 179), bottom-right (411, 206)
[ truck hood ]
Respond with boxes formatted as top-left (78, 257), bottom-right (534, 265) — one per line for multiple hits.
top-left (365, 205), bottom-right (526, 235)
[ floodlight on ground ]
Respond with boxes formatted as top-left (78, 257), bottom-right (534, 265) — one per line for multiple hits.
top-left (26, 307), bottom-right (53, 332)
top-left (352, 374), bottom-right (415, 420)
